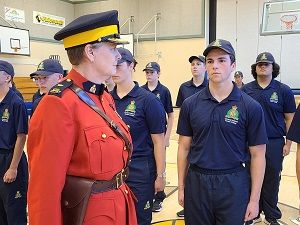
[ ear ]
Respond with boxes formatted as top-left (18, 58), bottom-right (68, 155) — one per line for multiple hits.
top-left (83, 44), bottom-right (95, 62)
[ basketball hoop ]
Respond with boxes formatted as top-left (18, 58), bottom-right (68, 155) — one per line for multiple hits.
top-left (280, 14), bottom-right (298, 30)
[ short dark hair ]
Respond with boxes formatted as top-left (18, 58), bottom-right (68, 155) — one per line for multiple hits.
top-left (251, 62), bottom-right (280, 80)
top-left (125, 60), bottom-right (138, 72)
top-left (66, 45), bottom-right (85, 65)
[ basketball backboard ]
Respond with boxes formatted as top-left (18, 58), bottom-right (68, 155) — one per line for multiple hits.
top-left (0, 25), bottom-right (30, 55)
top-left (261, 0), bottom-right (300, 35)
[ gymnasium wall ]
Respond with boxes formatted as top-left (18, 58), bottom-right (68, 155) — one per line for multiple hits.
top-left (216, 0), bottom-right (300, 89)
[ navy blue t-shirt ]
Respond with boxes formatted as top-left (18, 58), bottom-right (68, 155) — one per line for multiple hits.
top-left (176, 77), bottom-right (208, 107)
top-left (0, 89), bottom-right (28, 150)
top-left (111, 83), bottom-right (166, 159)
top-left (287, 104), bottom-right (300, 143)
top-left (141, 81), bottom-right (173, 114)
top-left (177, 84), bottom-right (268, 170)
top-left (242, 80), bottom-right (296, 138)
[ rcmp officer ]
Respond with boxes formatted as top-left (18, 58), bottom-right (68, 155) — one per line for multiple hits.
top-left (0, 60), bottom-right (28, 225)
top-left (29, 59), bottom-right (64, 114)
top-left (141, 62), bottom-right (174, 212)
top-left (177, 39), bottom-right (268, 225)
top-left (176, 55), bottom-right (208, 108)
top-left (27, 11), bottom-right (138, 225)
top-left (111, 48), bottom-right (166, 225)
top-left (242, 52), bottom-right (296, 225)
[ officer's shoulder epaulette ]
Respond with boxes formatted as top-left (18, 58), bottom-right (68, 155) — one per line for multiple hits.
top-left (48, 79), bottom-right (73, 98)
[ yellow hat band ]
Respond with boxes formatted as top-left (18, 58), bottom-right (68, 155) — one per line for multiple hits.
top-left (63, 25), bottom-right (118, 49)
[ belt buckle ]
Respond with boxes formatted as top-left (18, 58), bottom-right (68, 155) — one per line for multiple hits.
top-left (115, 169), bottom-right (124, 189)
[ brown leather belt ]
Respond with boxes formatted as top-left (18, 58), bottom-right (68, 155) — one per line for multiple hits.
top-left (91, 167), bottom-right (129, 193)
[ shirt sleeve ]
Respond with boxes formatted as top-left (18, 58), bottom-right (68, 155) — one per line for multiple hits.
top-left (176, 85), bottom-right (184, 107)
top-left (144, 96), bottom-right (166, 134)
top-left (13, 99), bottom-right (28, 135)
top-left (27, 95), bottom-right (75, 225)
top-left (165, 89), bottom-right (174, 113)
top-left (287, 104), bottom-right (300, 143)
top-left (282, 86), bottom-right (296, 113)
top-left (246, 99), bottom-right (268, 146)
top-left (176, 99), bottom-right (193, 136)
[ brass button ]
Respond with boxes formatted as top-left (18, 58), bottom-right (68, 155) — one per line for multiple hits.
top-left (124, 190), bottom-right (128, 194)
top-left (123, 146), bottom-right (127, 150)
top-left (101, 133), bottom-right (107, 139)
top-left (66, 79), bottom-right (71, 82)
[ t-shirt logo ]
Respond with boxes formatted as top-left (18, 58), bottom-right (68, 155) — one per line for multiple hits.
top-left (225, 105), bottom-right (239, 124)
top-left (156, 93), bottom-right (160, 99)
top-left (1, 108), bottom-right (10, 122)
top-left (125, 100), bottom-right (136, 116)
top-left (270, 92), bottom-right (278, 103)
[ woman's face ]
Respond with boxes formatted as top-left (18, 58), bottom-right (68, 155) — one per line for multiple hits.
top-left (92, 42), bottom-right (121, 79)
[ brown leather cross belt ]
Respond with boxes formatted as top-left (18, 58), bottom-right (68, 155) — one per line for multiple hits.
top-left (91, 167), bottom-right (129, 193)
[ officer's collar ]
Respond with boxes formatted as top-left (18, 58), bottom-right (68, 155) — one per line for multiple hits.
top-left (200, 82), bottom-right (241, 102)
top-left (82, 81), bottom-right (105, 95)
top-left (67, 69), bottom-right (105, 95)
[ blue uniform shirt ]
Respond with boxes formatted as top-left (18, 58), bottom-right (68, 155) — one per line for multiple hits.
top-left (242, 80), bottom-right (296, 138)
top-left (141, 81), bottom-right (173, 114)
top-left (287, 104), bottom-right (300, 143)
top-left (177, 84), bottom-right (268, 170)
top-left (176, 77), bottom-right (208, 107)
top-left (0, 89), bottom-right (28, 150)
top-left (111, 83), bottom-right (166, 159)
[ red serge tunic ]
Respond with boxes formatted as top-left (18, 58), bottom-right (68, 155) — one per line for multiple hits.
top-left (27, 69), bottom-right (137, 225)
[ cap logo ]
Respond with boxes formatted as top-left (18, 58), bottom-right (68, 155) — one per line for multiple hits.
top-left (37, 62), bottom-right (44, 71)
top-left (260, 53), bottom-right (267, 61)
top-left (90, 84), bottom-right (96, 94)
top-left (147, 63), bottom-right (152, 68)
top-left (212, 39), bottom-right (222, 47)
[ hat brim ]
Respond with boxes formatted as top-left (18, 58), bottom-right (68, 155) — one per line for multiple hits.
top-left (106, 37), bottom-right (129, 45)
top-left (256, 60), bottom-right (273, 64)
top-left (203, 46), bottom-right (232, 57)
top-left (143, 68), bottom-right (157, 72)
top-left (189, 56), bottom-right (199, 63)
top-left (30, 70), bottom-right (55, 78)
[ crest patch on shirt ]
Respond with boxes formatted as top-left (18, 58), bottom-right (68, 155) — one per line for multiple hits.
top-left (270, 92), bottom-right (278, 103)
top-left (1, 108), bottom-right (10, 122)
top-left (225, 105), bottom-right (239, 124)
top-left (125, 100), bottom-right (136, 116)
top-left (156, 93), bottom-right (160, 99)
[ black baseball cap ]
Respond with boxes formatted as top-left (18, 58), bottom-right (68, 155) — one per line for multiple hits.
top-left (188, 55), bottom-right (205, 63)
top-left (143, 62), bottom-right (160, 72)
top-left (256, 52), bottom-right (275, 64)
top-left (117, 48), bottom-right (135, 65)
top-left (30, 59), bottom-right (64, 78)
top-left (203, 39), bottom-right (235, 57)
top-left (234, 71), bottom-right (243, 77)
top-left (0, 60), bottom-right (14, 77)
